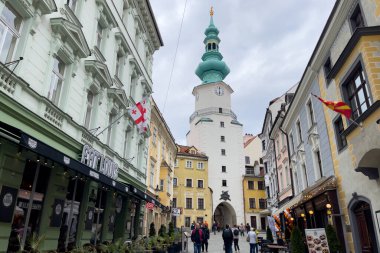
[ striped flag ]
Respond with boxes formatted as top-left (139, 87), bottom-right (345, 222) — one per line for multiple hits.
top-left (312, 94), bottom-right (352, 119)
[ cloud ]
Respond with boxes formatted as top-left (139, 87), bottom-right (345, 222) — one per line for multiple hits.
top-left (150, 0), bottom-right (335, 143)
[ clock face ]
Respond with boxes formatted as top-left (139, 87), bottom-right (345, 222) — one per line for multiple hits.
top-left (214, 86), bottom-right (224, 96)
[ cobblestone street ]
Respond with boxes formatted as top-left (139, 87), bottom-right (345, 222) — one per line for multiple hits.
top-left (186, 231), bottom-right (256, 253)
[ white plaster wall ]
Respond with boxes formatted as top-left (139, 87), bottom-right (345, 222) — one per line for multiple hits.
top-left (193, 82), bottom-right (232, 111)
top-left (187, 82), bottom-right (245, 224)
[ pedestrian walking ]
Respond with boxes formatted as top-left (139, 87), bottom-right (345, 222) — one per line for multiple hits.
top-left (201, 224), bottom-right (210, 252)
top-left (245, 223), bottom-right (250, 233)
top-left (191, 223), bottom-right (203, 253)
top-left (222, 224), bottom-right (233, 253)
top-left (212, 222), bottom-right (217, 235)
top-left (191, 221), bottom-right (196, 231)
top-left (239, 223), bottom-right (245, 236)
top-left (247, 227), bottom-right (257, 253)
top-left (232, 225), bottom-right (240, 252)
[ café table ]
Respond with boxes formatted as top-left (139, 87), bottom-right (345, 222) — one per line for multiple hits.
top-left (266, 244), bottom-right (288, 253)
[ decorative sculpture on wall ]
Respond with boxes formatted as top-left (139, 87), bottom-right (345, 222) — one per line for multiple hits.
top-left (220, 191), bottom-right (231, 201)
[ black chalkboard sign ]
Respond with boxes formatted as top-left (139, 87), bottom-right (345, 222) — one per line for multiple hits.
top-left (50, 199), bottom-right (64, 227)
top-left (0, 186), bottom-right (18, 222)
top-left (85, 207), bottom-right (94, 230)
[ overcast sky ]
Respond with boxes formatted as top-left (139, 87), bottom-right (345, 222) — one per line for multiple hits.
top-left (149, 0), bottom-right (335, 145)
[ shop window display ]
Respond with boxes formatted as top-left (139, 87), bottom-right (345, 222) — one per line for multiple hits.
top-left (7, 160), bottom-right (50, 252)
top-left (91, 187), bottom-right (108, 245)
top-left (57, 176), bottom-right (85, 251)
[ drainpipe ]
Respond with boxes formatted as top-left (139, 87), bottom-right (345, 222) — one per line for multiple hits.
top-left (279, 115), bottom-right (295, 198)
top-left (269, 135), bottom-right (280, 208)
top-left (242, 176), bottom-right (247, 226)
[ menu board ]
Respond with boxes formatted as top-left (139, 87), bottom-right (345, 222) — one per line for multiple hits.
top-left (305, 228), bottom-right (330, 253)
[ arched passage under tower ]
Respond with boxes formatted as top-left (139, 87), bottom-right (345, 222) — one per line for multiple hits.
top-left (213, 202), bottom-right (237, 228)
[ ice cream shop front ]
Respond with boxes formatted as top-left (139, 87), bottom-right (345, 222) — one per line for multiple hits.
top-left (0, 121), bottom-right (162, 252)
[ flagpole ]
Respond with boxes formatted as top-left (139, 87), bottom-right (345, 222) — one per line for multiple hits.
top-left (95, 109), bottom-right (130, 137)
top-left (311, 93), bottom-right (362, 128)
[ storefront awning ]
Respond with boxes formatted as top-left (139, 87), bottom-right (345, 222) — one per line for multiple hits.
top-left (0, 121), bottom-right (165, 209)
top-left (290, 176), bottom-right (337, 210)
top-left (272, 194), bottom-right (302, 216)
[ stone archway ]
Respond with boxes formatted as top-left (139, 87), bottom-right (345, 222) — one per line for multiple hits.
top-left (213, 202), bottom-right (237, 228)
top-left (348, 196), bottom-right (379, 253)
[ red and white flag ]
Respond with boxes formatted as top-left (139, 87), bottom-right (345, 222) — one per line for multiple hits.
top-left (128, 97), bottom-right (149, 134)
top-left (146, 202), bottom-right (154, 210)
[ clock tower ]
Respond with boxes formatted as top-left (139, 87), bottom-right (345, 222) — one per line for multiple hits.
top-left (187, 8), bottom-right (244, 226)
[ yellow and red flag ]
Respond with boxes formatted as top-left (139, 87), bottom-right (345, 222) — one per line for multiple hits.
top-left (312, 94), bottom-right (352, 119)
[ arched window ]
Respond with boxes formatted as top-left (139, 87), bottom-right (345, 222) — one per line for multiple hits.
top-left (212, 43), bottom-right (216, 50)
top-left (207, 43), bottom-right (211, 50)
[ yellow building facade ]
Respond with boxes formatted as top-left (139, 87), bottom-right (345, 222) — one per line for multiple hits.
top-left (172, 145), bottom-right (213, 228)
top-left (144, 98), bottom-right (176, 235)
top-left (242, 175), bottom-right (267, 231)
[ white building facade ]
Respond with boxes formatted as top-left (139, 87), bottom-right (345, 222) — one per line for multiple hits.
top-left (0, 0), bottom-right (163, 250)
top-left (186, 12), bottom-right (244, 226)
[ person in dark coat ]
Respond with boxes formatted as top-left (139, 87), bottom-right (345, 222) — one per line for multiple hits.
top-left (191, 223), bottom-right (203, 253)
top-left (201, 224), bottom-right (210, 252)
top-left (222, 224), bottom-right (234, 253)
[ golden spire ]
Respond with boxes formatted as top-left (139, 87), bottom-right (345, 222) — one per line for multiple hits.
top-left (210, 6), bottom-right (214, 17)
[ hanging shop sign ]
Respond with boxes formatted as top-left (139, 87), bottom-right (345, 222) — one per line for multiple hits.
top-left (50, 199), bottom-right (65, 227)
top-left (171, 208), bottom-right (181, 217)
top-left (81, 144), bottom-right (119, 180)
top-left (85, 207), bottom-right (95, 230)
top-left (0, 186), bottom-right (18, 222)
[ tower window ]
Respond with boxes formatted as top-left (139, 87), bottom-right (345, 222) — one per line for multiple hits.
top-left (220, 121), bottom-right (225, 128)
top-left (222, 180), bottom-right (227, 187)
top-left (212, 43), bottom-right (216, 50)
top-left (219, 108), bottom-right (222, 113)
top-left (222, 166), bottom-right (226, 172)
top-left (207, 43), bottom-right (211, 50)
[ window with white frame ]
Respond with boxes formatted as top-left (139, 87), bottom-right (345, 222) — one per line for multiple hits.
top-left (0, 3), bottom-right (22, 63)
top-left (314, 150), bottom-right (323, 179)
top-left (186, 179), bottom-right (192, 187)
top-left (159, 179), bottom-right (164, 191)
top-left (197, 179), bottom-right (203, 188)
top-left (222, 166), bottom-right (226, 173)
top-left (115, 53), bottom-right (123, 78)
top-left (197, 198), bottom-right (204, 209)
top-left (84, 91), bottom-right (94, 129)
top-left (173, 178), bottom-right (177, 187)
top-left (220, 121), bottom-right (224, 127)
top-left (307, 100), bottom-right (315, 127)
top-left (296, 120), bottom-right (302, 144)
top-left (48, 56), bottom-right (65, 106)
top-left (149, 169), bottom-right (154, 188)
top-left (221, 136), bottom-right (225, 142)
top-left (197, 162), bottom-right (204, 170)
top-left (96, 23), bottom-right (103, 49)
top-left (185, 198), bottom-right (192, 209)
top-left (289, 133), bottom-right (295, 154)
top-left (222, 180), bottom-right (227, 187)
top-left (174, 159), bottom-right (179, 167)
top-left (245, 156), bottom-right (250, 164)
top-left (221, 149), bottom-right (226, 156)
top-left (185, 160), bottom-right (192, 168)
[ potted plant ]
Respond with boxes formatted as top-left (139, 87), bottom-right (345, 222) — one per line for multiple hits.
top-left (290, 227), bottom-right (305, 253)
top-left (326, 224), bottom-right (341, 253)
top-left (149, 223), bottom-right (156, 237)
